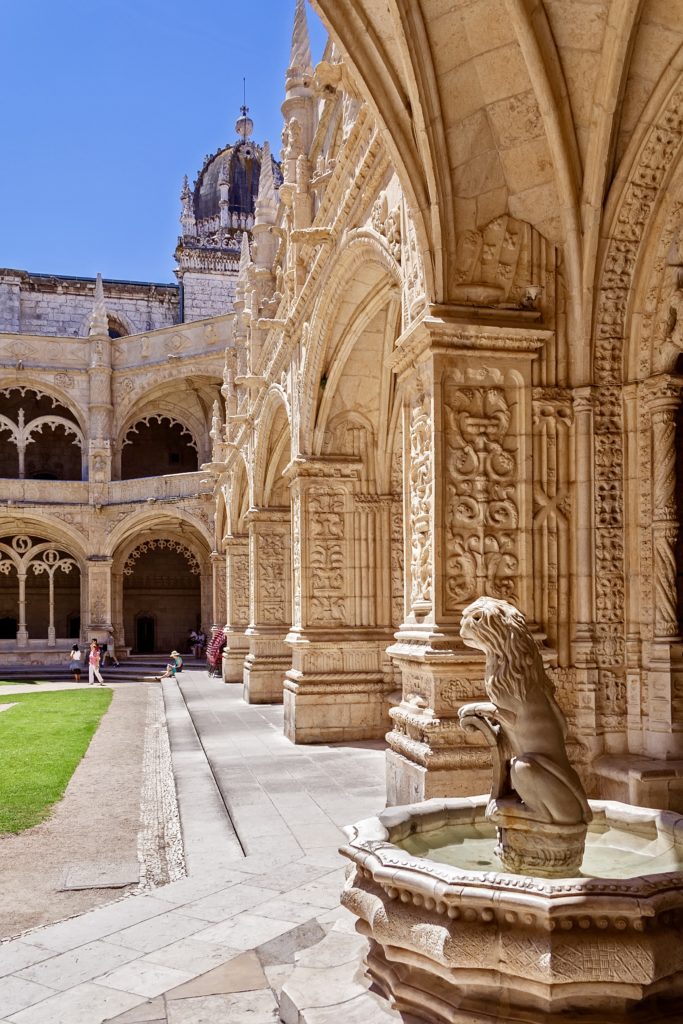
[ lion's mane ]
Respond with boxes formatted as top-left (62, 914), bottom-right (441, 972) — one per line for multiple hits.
top-left (461, 598), bottom-right (554, 704)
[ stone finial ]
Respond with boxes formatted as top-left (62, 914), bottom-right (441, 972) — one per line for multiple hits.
top-left (180, 175), bottom-right (196, 237)
top-left (289, 0), bottom-right (312, 73)
top-left (238, 231), bottom-right (251, 286)
top-left (88, 273), bottom-right (109, 337)
top-left (255, 142), bottom-right (279, 226)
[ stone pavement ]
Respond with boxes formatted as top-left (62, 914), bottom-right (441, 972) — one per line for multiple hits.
top-left (0, 671), bottom-right (391, 1024)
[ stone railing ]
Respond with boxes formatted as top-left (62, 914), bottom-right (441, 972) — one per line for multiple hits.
top-left (0, 471), bottom-right (210, 506)
top-left (0, 478), bottom-right (89, 504)
top-left (108, 471), bottom-right (211, 503)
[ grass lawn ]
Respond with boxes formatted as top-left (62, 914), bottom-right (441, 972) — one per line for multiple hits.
top-left (0, 689), bottom-right (112, 834)
top-left (0, 680), bottom-right (38, 685)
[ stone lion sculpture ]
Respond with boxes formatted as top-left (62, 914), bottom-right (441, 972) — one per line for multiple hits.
top-left (458, 596), bottom-right (591, 831)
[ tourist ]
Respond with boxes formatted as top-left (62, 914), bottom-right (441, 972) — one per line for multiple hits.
top-left (102, 629), bottom-right (120, 667)
top-left (88, 640), bottom-right (104, 686)
top-left (156, 650), bottom-right (183, 680)
top-left (68, 643), bottom-right (82, 682)
top-left (193, 631), bottom-right (206, 659)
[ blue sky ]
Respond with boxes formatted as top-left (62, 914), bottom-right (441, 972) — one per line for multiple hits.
top-left (0, 1), bottom-right (328, 283)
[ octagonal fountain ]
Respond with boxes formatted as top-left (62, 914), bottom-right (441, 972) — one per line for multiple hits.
top-left (340, 598), bottom-right (683, 1023)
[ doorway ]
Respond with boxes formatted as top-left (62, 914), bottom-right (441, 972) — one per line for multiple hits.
top-left (136, 615), bottom-right (155, 653)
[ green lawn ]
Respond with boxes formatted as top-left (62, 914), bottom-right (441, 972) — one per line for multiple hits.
top-left (0, 689), bottom-right (112, 834)
top-left (0, 680), bottom-right (38, 685)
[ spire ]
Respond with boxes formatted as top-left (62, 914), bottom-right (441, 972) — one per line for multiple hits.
top-left (238, 230), bottom-right (251, 284)
top-left (255, 141), bottom-right (278, 225)
top-left (89, 273), bottom-right (108, 337)
top-left (180, 175), bottom-right (196, 237)
top-left (289, 0), bottom-right (312, 73)
top-left (235, 231), bottom-right (252, 303)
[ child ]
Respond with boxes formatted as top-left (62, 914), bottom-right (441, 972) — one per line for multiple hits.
top-left (68, 644), bottom-right (82, 682)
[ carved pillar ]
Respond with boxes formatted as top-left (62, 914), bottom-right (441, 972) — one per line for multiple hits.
top-left (85, 556), bottom-right (112, 645)
top-left (243, 509), bottom-right (291, 704)
top-left (223, 535), bottom-right (250, 683)
top-left (642, 374), bottom-right (683, 757)
top-left (210, 550), bottom-right (226, 632)
top-left (385, 309), bottom-right (547, 805)
top-left (284, 457), bottom-right (394, 744)
top-left (16, 572), bottom-right (28, 648)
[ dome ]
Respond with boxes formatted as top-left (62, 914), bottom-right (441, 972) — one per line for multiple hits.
top-left (192, 128), bottom-right (282, 229)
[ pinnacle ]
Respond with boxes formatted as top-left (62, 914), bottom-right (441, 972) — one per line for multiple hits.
top-left (289, 0), bottom-right (312, 73)
top-left (88, 273), bottom-right (109, 337)
top-left (255, 141), bottom-right (278, 225)
top-left (238, 231), bottom-right (251, 287)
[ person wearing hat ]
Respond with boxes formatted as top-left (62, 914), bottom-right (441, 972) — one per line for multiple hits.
top-left (156, 650), bottom-right (183, 680)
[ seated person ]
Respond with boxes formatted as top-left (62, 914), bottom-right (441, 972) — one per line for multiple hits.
top-left (156, 650), bottom-right (183, 680)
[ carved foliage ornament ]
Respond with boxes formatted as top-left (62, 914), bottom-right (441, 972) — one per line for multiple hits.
top-left (444, 383), bottom-right (518, 610)
top-left (308, 488), bottom-right (347, 625)
top-left (408, 388), bottom-right (433, 614)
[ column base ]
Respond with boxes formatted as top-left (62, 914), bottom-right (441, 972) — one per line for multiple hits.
top-left (222, 631), bottom-right (249, 684)
top-left (243, 635), bottom-right (290, 704)
top-left (385, 640), bottom-right (492, 806)
top-left (283, 636), bottom-right (394, 744)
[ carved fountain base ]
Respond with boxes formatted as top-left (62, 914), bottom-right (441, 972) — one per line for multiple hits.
top-left (489, 805), bottom-right (588, 876)
top-left (340, 796), bottom-right (683, 1024)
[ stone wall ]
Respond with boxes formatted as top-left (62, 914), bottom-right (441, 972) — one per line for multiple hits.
top-left (0, 271), bottom-right (179, 338)
top-left (181, 272), bottom-right (237, 323)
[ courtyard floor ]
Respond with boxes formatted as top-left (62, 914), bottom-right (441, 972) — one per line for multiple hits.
top-left (0, 671), bottom-right (392, 1024)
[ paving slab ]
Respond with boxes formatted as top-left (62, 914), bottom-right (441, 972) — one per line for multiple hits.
top-left (2, 670), bottom-right (388, 1024)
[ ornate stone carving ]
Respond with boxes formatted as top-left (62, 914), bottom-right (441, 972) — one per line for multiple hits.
top-left (308, 488), bottom-right (347, 625)
top-left (257, 532), bottom-right (287, 624)
top-left (407, 386), bottom-right (432, 615)
top-left (443, 383), bottom-right (518, 611)
top-left (371, 191), bottom-right (401, 261)
top-left (123, 539), bottom-right (201, 576)
top-left (458, 596), bottom-right (591, 875)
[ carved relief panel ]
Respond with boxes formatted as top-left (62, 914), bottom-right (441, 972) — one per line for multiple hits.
top-left (308, 487), bottom-right (348, 627)
top-left (442, 371), bottom-right (520, 614)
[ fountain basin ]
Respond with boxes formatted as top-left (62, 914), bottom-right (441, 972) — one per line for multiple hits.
top-left (340, 796), bottom-right (683, 1023)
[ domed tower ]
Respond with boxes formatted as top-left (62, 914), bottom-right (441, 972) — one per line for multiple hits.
top-left (175, 110), bottom-right (282, 323)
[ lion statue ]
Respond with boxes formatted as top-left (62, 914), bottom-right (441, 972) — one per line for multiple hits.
top-left (459, 596), bottom-right (591, 827)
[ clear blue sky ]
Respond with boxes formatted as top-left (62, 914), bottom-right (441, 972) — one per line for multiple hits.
top-left (0, 1), bottom-right (328, 283)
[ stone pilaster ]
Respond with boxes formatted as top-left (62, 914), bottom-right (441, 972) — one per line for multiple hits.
top-left (642, 374), bottom-right (683, 757)
top-left (385, 307), bottom-right (548, 804)
top-left (223, 535), bottom-right (250, 683)
top-left (85, 555), bottom-right (113, 644)
top-left (211, 549), bottom-right (226, 632)
top-left (284, 457), bottom-right (394, 744)
top-left (244, 509), bottom-right (291, 703)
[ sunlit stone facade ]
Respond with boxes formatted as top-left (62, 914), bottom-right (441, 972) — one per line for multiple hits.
top-left (4, 0), bottom-right (683, 815)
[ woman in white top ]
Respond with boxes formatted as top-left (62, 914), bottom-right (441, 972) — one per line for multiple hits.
top-left (68, 644), bottom-right (82, 682)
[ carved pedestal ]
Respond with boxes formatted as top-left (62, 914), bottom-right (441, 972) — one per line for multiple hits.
top-left (223, 535), bottom-right (250, 683)
top-left (386, 309), bottom-right (548, 804)
top-left (284, 458), bottom-right (395, 743)
top-left (243, 510), bottom-right (291, 704)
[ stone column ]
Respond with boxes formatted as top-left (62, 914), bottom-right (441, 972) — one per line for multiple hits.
top-left (16, 571), bottom-right (28, 648)
top-left (210, 550), bottom-right (227, 633)
top-left (385, 309), bottom-right (547, 805)
top-left (223, 535), bottom-right (250, 683)
top-left (85, 556), bottom-right (113, 645)
top-left (284, 457), bottom-right (395, 744)
top-left (244, 509), bottom-right (291, 704)
top-left (642, 374), bottom-right (683, 757)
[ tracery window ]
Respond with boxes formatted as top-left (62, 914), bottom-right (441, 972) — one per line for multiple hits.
top-left (0, 387), bottom-right (84, 480)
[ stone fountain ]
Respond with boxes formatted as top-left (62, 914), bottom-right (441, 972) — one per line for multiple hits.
top-left (340, 598), bottom-right (683, 1023)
